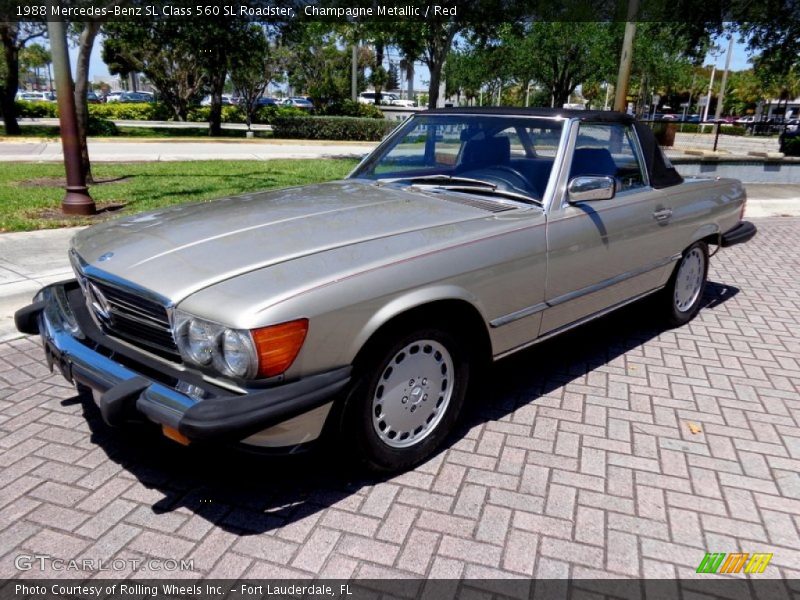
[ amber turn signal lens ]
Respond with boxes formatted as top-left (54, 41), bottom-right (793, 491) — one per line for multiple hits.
top-left (251, 319), bottom-right (309, 378)
top-left (162, 425), bottom-right (190, 446)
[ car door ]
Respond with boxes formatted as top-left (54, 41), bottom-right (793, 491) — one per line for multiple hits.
top-left (540, 121), bottom-right (675, 335)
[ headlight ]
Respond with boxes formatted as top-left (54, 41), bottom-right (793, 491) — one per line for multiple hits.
top-left (172, 310), bottom-right (307, 380)
top-left (173, 311), bottom-right (257, 379)
top-left (218, 329), bottom-right (255, 378)
top-left (187, 319), bottom-right (219, 365)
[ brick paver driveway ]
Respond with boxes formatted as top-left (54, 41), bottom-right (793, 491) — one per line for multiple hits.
top-left (1, 217), bottom-right (798, 580)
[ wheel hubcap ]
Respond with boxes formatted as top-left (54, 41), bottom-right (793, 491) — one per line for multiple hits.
top-left (371, 339), bottom-right (454, 449)
top-left (674, 248), bottom-right (704, 312)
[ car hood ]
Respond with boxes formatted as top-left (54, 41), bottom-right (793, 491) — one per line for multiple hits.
top-left (71, 180), bottom-right (492, 302)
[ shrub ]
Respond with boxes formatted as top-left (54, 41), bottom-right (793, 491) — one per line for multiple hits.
top-left (15, 100), bottom-right (58, 118)
top-left (87, 116), bottom-right (119, 136)
top-left (249, 105), bottom-right (307, 124)
top-left (781, 136), bottom-right (800, 156)
top-left (319, 100), bottom-right (385, 119)
top-left (677, 123), bottom-right (746, 136)
top-left (271, 116), bottom-right (396, 141)
top-left (89, 102), bottom-right (171, 121)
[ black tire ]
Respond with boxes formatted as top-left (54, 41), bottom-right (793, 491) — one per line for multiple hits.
top-left (663, 241), bottom-right (709, 327)
top-left (340, 325), bottom-right (471, 473)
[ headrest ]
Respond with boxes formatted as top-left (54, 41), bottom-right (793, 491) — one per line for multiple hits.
top-left (460, 136), bottom-right (511, 170)
top-left (569, 147), bottom-right (618, 178)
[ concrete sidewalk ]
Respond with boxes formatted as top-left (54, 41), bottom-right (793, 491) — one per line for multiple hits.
top-left (0, 139), bottom-right (376, 162)
top-left (1, 186), bottom-right (798, 341)
top-left (0, 228), bottom-right (81, 341)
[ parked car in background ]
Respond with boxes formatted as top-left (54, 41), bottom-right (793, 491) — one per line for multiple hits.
top-left (282, 97), bottom-right (314, 109)
top-left (86, 91), bottom-right (100, 104)
top-left (255, 97), bottom-right (278, 107)
top-left (16, 108), bottom-right (756, 472)
top-left (15, 91), bottom-right (54, 102)
top-left (119, 92), bottom-right (155, 103)
top-left (200, 95), bottom-right (234, 106)
top-left (384, 93), bottom-right (416, 108)
top-left (358, 91), bottom-right (381, 105)
top-left (682, 114), bottom-right (701, 123)
top-left (359, 91), bottom-right (414, 107)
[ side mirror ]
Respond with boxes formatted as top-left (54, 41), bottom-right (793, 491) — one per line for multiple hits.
top-left (567, 176), bottom-right (616, 203)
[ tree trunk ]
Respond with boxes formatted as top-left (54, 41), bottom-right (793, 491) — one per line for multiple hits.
top-left (427, 57), bottom-right (443, 109)
top-left (406, 62), bottom-right (414, 103)
top-left (208, 70), bottom-right (226, 137)
top-left (374, 43), bottom-right (384, 105)
top-left (74, 22), bottom-right (100, 184)
top-left (1, 30), bottom-right (22, 135)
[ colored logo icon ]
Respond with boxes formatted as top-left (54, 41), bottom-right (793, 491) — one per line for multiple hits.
top-left (696, 552), bottom-right (773, 574)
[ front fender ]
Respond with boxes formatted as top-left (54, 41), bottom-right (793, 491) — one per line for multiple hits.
top-left (348, 284), bottom-right (489, 362)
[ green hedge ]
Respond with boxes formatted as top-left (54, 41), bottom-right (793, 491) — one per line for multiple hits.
top-left (90, 102), bottom-right (172, 121)
top-left (272, 116), bottom-right (395, 141)
top-left (781, 136), bottom-right (800, 157)
top-left (15, 100), bottom-right (58, 118)
top-left (676, 123), bottom-right (747, 136)
top-left (15, 100), bottom-right (307, 125)
top-left (318, 100), bottom-right (385, 119)
top-left (87, 116), bottom-right (119, 136)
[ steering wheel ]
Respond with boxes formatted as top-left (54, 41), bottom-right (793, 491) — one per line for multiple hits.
top-left (490, 165), bottom-right (530, 184)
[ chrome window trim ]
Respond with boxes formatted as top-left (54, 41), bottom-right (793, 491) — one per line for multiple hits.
top-left (350, 112), bottom-right (568, 182)
top-left (629, 123), bottom-right (650, 188)
top-left (556, 120), bottom-right (652, 211)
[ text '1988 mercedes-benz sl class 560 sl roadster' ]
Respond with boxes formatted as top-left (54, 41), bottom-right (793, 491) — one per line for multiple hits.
top-left (16, 108), bottom-right (757, 471)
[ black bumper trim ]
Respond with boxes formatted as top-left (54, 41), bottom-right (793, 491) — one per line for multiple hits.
top-left (14, 301), bottom-right (44, 335)
top-left (23, 281), bottom-right (353, 445)
top-left (100, 376), bottom-right (150, 426)
top-left (174, 366), bottom-right (352, 442)
top-left (721, 221), bottom-right (757, 247)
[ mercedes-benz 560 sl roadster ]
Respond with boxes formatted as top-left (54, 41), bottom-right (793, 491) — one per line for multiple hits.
top-left (16, 108), bottom-right (756, 471)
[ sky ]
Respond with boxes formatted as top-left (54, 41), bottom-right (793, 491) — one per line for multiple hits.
top-left (66, 31), bottom-right (755, 92)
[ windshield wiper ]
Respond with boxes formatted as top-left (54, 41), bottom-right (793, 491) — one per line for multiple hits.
top-left (433, 185), bottom-right (542, 206)
top-left (378, 174), bottom-right (499, 187)
top-left (378, 174), bottom-right (541, 206)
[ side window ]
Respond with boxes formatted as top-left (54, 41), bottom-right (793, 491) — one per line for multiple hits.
top-left (570, 123), bottom-right (646, 192)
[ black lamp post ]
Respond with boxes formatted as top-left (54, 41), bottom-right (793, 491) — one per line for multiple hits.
top-left (47, 14), bottom-right (96, 215)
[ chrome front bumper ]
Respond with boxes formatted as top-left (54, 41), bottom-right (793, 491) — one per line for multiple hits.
top-left (16, 281), bottom-right (351, 448)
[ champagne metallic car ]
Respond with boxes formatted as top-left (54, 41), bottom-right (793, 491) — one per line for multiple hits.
top-left (16, 108), bottom-right (756, 471)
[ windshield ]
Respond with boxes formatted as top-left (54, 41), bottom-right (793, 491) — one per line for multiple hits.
top-left (351, 114), bottom-right (564, 201)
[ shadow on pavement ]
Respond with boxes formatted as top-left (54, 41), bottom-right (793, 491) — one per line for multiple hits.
top-left (68, 280), bottom-right (739, 535)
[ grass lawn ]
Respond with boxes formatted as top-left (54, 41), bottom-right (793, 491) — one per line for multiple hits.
top-left (0, 159), bottom-right (358, 233)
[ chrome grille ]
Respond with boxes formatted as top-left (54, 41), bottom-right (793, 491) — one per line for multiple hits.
top-left (86, 278), bottom-right (180, 360)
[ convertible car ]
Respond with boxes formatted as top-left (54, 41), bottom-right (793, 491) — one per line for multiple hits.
top-left (16, 108), bottom-right (756, 471)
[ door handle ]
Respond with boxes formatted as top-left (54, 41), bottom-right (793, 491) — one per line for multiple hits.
top-left (653, 208), bottom-right (673, 221)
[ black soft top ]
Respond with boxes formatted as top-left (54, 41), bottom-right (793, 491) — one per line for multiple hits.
top-left (426, 106), bottom-right (635, 123)
top-left (425, 107), bottom-right (683, 189)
